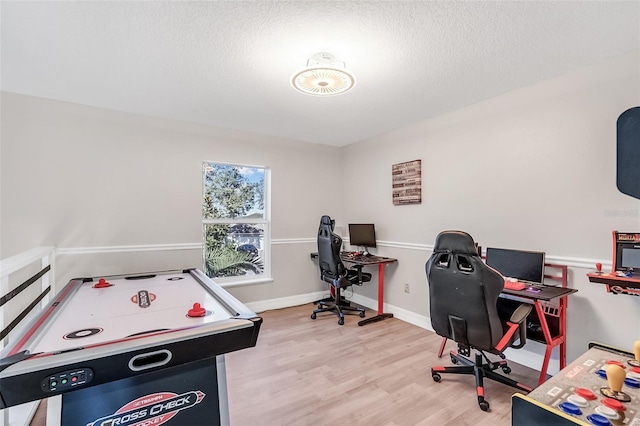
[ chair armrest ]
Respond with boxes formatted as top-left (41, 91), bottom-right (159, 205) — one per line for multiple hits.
top-left (509, 304), bottom-right (532, 350)
top-left (509, 304), bottom-right (532, 324)
top-left (495, 303), bottom-right (533, 352)
top-left (352, 265), bottom-right (364, 284)
top-left (333, 277), bottom-right (352, 289)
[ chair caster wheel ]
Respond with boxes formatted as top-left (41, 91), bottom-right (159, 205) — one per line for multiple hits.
top-left (479, 401), bottom-right (490, 411)
top-left (338, 317), bottom-right (344, 325)
top-left (359, 311), bottom-right (365, 318)
top-left (450, 356), bottom-right (458, 364)
top-left (432, 373), bottom-right (441, 382)
top-left (311, 313), bottom-right (316, 320)
top-left (502, 366), bottom-right (511, 374)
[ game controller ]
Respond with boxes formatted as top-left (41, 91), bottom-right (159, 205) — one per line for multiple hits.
top-left (515, 341), bottom-right (640, 426)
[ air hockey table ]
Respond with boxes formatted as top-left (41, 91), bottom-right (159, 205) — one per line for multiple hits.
top-left (0, 268), bottom-right (262, 425)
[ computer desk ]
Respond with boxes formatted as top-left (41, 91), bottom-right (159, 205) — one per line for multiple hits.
top-left (437, 264), bottom-right (576, 386)
top-left (501, 283), bottom-right (577, 385)
top-left (309, 252), bottom-right (398, 326)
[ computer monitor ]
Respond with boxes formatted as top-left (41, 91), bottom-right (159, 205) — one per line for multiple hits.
top-left (348, 224), bottom-right (377, 252)
top-left (485, 247), bottom-right (546, 283)
top-left (613, 232), bottom-right (640, 272)
top-left (621, 247), bottom-right (640, 269)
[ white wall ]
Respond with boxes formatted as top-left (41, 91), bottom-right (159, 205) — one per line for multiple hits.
top-left (1, 50), bottom-right (639, 369)
top-left (0, 92), bottom-right (341, 302)
top-left (341, 50), bottom-right (640, 364)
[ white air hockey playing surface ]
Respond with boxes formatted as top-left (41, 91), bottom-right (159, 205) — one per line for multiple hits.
top-left (0, 268), bottom-right (262, 413)
top-left (26, 271), bottom-right (235, 354)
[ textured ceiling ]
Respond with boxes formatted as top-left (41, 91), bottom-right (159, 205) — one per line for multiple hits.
top-left (2, 1), bottom-right (639, 147)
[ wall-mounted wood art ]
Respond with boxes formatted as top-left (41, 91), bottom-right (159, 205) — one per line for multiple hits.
top-left (392, 160), bottom-right (422, 205)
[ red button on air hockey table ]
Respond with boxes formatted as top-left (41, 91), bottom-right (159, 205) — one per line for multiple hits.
top-left (0, 268), bottom-right (261, 425)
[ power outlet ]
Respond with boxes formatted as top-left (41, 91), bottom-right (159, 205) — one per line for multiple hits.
top-left (404, 283), bottom-right (410, 293)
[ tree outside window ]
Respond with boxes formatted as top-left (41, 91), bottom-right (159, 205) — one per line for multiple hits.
top-left (202, 163), bottom-right (269, 280)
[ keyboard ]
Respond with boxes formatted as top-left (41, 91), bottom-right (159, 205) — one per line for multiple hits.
top-left (503, 280), bottom-right (526, 291)
top-left (341, 251), bottom-right (367, 259)
top-left (340, 252), bottom-right (382, 264)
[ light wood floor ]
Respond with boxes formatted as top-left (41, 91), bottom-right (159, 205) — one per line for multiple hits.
top-left (225, 303), bottom-right (539, 426)
top-left (29, 303), bottom-right (539, 425)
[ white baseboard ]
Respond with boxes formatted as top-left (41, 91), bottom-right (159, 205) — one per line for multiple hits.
top-left (244, 291), bottom-right (326, 313)
top-left (46, 395), bottom-right (61, 426)
top-left (349, 293), bottom-right (434, 332)
top-left (1, 401), bottom-right (39, 426)
top-left (504, 341), bottom-right (560, 376)
top-left (249, 290), bottom-right (556, 376)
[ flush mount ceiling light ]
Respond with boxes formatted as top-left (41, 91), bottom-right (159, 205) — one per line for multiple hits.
top-left (291, 52), bottom-right (356, 96)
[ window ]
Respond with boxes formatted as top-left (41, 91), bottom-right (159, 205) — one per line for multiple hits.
top-left (202, 162), bottom-right (270, 283)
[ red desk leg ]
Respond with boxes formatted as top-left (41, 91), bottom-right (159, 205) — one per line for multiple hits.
top-left (534, 298), bottom-right (567, 386)
top-left (358, 263), bottom-right (394, 326)
top-left (377, 263), bottom-right (384, 314)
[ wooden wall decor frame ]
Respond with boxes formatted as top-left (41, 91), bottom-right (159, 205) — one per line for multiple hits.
top-left (392, 160), bottom-right (422, 205)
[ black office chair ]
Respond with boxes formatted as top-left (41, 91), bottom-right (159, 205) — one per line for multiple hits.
top-left (426, 230), bottom-right (533, 411)
top-left (311, 215), bottom-right (371, 325)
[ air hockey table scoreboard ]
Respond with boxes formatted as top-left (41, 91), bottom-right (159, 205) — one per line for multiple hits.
top-left (0, 268), bottom-right (262, 425)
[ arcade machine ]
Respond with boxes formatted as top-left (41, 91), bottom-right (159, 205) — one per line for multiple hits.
top-left (587, 107), bottom-right (640, 295)
top-left (587, 231), bottom-right (640, 296)
top-left (511, 107), bottom-right (640, 425)
top-left (513, 231), bottom-right (640, 425)
top-left (512, 341), bottom-right (640, 426)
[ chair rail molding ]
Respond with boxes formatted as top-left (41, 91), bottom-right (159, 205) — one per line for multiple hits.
top-left (55, 240), bottom-right (606, 270)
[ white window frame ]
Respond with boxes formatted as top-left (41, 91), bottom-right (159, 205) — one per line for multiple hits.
top-left (202, 161), bottom-right (271, 287)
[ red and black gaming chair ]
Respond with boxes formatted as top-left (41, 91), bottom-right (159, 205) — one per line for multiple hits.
top-left (426, 230), bottom-right (533, 411)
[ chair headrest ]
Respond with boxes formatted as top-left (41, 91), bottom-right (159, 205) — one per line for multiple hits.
top-left (432, 230), bottom-right (478, 255)
top-left (320, 215), bottom-right (335, 231)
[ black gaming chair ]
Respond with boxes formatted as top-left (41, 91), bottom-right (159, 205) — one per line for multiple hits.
top-left (311, 215), bottom-right (371, 325)
top-left (426, 230), bottom-right (533, 411)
